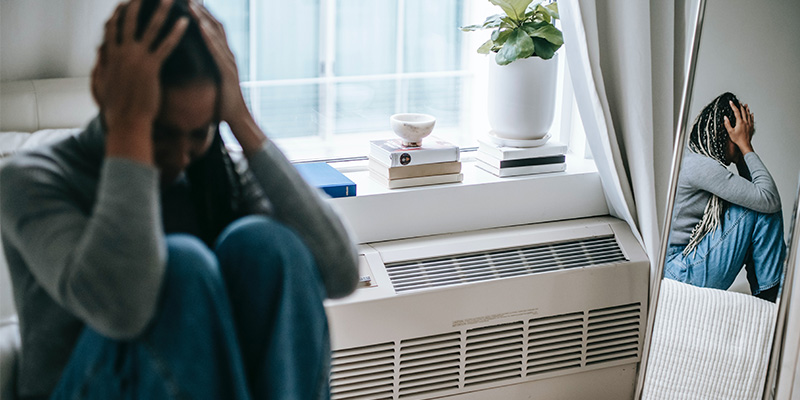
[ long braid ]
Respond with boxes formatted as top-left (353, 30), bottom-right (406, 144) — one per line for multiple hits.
top-left (683, 92), bottom-right (740, 255)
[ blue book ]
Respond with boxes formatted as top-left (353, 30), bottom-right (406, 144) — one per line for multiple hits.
top-left (294, 162), bottom-right (356, 198)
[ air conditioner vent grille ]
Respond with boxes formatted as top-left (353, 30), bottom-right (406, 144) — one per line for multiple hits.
top-left (586, 303), bottom-right (642, 365)
top-left (526, 313), bottom-right (584, 376)
top-left (464, 322), bottom-right (524, 387)
top-left (398, 332), bottom-right (460, 398)
top-left (330, 303), bottom-right (643, 399)
top-left (386, 236), bottom-right (626, 293)
top-left (331, 342), bottom-right (395, 400)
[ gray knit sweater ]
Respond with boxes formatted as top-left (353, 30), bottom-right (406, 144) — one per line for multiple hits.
top-left (669, 150), bottom-right (781, 246)
top-left (0, 117), bottom-right (359, 398)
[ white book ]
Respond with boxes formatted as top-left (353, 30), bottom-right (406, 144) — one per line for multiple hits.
top-left (370, 137), bottom-right (460, 167)
top-left (477, 138), bottom-right (567, 161)
top-left (475, 151), bottom-right (566, 169)
top-left (476, 160), bottom-right (567, 177)
top-left (370, 170), bottom-right (463, 189)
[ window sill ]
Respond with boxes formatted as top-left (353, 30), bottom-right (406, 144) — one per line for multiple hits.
top-left (327, 153), bottom-right (609, 244)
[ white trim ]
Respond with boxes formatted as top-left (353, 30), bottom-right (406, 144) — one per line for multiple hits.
top-left (329, 154), bottom-right (607, 244)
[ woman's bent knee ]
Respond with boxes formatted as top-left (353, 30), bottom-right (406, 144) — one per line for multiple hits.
top-left (164, 234), bottom-right (224, 294)
top-left (215, 217), bottom-right (316, 274)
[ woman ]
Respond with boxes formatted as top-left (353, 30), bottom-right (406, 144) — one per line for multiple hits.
top-left (666, 92), bottom-right (785, 302)
top-left (0, 0), bottom-right (358, 399)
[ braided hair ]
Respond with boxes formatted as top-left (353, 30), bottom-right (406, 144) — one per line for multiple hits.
top-left (683, 92), bottom-right (740, 255)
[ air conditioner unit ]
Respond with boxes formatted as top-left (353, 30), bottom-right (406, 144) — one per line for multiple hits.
top-left (324, 216), bottom-right (649, 400)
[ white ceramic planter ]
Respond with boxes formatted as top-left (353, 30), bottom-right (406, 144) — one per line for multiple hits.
top-left (487, 54), bottom-right (558, 141)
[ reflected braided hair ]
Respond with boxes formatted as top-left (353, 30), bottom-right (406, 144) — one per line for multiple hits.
top-left (683, 92), bottom-right (740, 255)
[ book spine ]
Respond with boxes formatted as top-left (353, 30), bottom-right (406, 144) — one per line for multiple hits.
top-left (322, 184), bottom-right (356, 198)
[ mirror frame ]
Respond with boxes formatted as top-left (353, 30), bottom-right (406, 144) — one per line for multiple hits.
top-left (634, 0), bottom-right (707, 397)
top-left (635, 1), bottom-right (798, 398)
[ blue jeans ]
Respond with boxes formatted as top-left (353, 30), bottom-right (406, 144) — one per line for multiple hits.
top-left (665, 204), bottom-right (785, 295)
top-left (50, 216), bottom-right (331, 400)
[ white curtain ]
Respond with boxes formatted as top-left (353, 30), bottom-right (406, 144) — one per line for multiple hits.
top-left (560, 0), bottom-right (686, 275)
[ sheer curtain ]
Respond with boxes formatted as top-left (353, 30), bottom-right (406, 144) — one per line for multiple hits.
top-left (560, 0), bottom-right (687, 274)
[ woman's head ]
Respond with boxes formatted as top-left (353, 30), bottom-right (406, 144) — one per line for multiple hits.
top-left (122, 0), bottom-right (222, 183)
top-left (688, 92), bottom-right (741, 165)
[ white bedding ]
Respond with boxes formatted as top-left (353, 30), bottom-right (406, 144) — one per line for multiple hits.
top-left (642, 278), bottom-right (777, 400)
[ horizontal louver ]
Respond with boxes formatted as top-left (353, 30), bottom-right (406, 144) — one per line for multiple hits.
top-left (527, 312), bottom-right (584, 376)
top-left (586, 303), bottom-right (642, 366)
top-left (331, 342), bottom-right (395, 400)
top-left (330, 303), bottom-right (642, 399)
top-left (398, 332), bottom-right (461, 398)
top-left (464, 322), bottom-right (525, 387)
top-left (386, 236), bottom-right (626, 293)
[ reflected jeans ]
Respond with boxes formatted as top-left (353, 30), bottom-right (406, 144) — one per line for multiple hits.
top-left (665, 203), bottom-right (785, 295)
top-left (50, 216), bottom-right (331, 400)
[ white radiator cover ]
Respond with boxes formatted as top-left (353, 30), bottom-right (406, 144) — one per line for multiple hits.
top-left (325, 217), bottom-right (649, 400)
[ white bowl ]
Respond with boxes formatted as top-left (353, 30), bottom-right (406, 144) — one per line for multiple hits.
top-left (390, 113), bottom-right (436, 147)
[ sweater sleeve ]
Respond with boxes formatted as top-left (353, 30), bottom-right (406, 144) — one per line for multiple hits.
top-left (686, 152), bottom-right (781, 213)
top-left (245, 141), bottom-right (359, 299)
top-left (0, 156), bottom-right (167, 339)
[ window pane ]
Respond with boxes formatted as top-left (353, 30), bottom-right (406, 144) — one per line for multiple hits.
top-left (246, 84), bottom-right (322, 139)
top-left (405, 76), bottom-right (463, 128)
top-left (253, 0), bottom-right (320, 80)
top-left (404, 0), bottom-right (464, 73)
top-left (205, 0), bottom-right (250, 80)
top-left (334, 80), bottom-right (396, 133)
top-left (335, 0), bottom-right (397, 76)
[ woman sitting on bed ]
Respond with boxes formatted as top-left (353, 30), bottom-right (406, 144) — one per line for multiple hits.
top-left (665, 92), bottom-right (785, 302)
top-left (0, 0), bottom-right (358, 398)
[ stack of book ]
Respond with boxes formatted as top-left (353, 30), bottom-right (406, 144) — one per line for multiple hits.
top-left (476, 138), bottom-right (568, 177)
top-left (369, 137), bottom-right (462, 189)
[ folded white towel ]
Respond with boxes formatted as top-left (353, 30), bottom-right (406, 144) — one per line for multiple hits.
top-left (642, 278), bottom-right (777, 400)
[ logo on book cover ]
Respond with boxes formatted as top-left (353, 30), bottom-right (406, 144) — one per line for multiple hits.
top-left (400, 153), bottom-right (411, 165)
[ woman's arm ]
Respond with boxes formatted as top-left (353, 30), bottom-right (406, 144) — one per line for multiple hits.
top-left (685, 152), bottom-right (781, 214)
top-left (0, 0), bottom-right (189, 339)
top-left (191, 3), bottom-right (359, 298)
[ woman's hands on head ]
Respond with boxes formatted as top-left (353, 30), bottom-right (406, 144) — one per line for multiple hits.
top-left (724, 101), bottom-right (755, 156)
top-left (190, 1), bottom-right (267, 155)
top-left (92, 0), bottom-right (188, 164)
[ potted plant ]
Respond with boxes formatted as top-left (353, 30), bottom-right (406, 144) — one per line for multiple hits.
top-left (461, 0), bottom-right (563, 144)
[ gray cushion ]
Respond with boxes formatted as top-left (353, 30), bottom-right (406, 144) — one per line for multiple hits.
top-left (0, 317), bottom-right (20, 400)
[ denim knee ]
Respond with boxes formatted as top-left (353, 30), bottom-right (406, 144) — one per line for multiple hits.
top-left (163, 234), bottom-right (224, 297)
top-left (214, 216), bottom-right (319, 284)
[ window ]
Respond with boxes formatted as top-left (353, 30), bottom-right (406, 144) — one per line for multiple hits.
top-left (205, 0), bottom-right (585, 161)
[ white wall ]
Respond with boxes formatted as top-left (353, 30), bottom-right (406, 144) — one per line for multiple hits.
top-left (687, 0), bottom-right (800, 231)
top-left (0, 0), bottom-right (116, 81)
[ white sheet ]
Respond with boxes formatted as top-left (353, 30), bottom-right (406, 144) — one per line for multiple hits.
top-left (642, 278), bottom-right (777, 400)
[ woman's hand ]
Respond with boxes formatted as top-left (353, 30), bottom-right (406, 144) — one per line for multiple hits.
top-left (190, 1), bottom-right (267, 155)
top-left (723, 100), bottom-right (755, 156)
top-left (92, 0), bottom-right (188, 163)
top-left (189, 2), bottom-right (248, 123)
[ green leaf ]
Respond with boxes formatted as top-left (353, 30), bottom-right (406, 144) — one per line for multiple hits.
top-left (521, 21), bottom-right (548, 35)
top-left (489, 0), bottom-right (534, 21)
top-left (493, 29), bottom-right (513, 46)
top-left (477, 39), bottom-right (494, 54)
top-left (545, 2), bottom-right (559, 19)
top-left (460, 24), bottom-right (483, 32)
top-left (532, 37), bottom-right (559, 59)
top-left (483, 14), bottom-right (504, 29)
top-left (500, 16), bottom-right (518, 28)
top-left (535, 4), bottom-right (551, 23)
top-left (529, 24), bottom-right (563, 46)
top-left (495, 28), bottom-right (535, 65)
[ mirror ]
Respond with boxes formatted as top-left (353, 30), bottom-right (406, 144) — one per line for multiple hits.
top-left (637, 0), bottom-right (800, 398)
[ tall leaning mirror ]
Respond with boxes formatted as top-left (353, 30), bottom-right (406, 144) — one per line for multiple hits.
top-left (636, 0), bottom-right (800, 398)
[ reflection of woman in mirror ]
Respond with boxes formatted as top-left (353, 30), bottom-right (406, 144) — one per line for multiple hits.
top-left (665, 92), bottom-right (785, 302)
